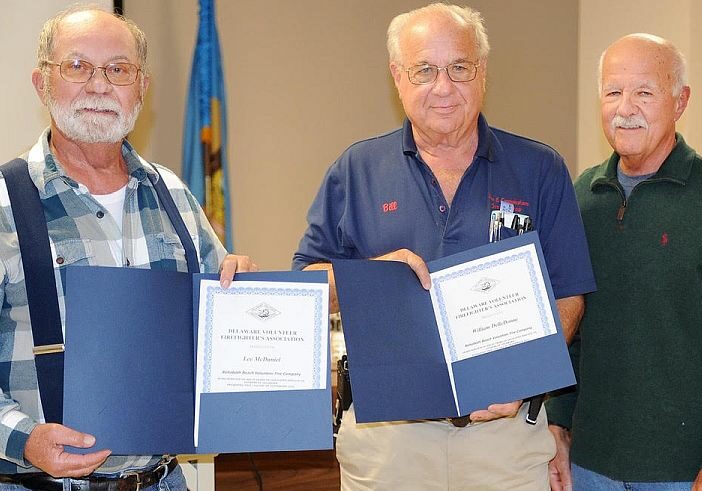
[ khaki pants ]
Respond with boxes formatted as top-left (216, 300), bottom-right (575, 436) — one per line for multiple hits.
top-left (336, 403), bottom-right (555, 491)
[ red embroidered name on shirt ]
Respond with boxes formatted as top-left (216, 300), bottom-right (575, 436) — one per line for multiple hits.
top-left (382, 201), bottom-right (398, 213)
top-left (487, 194), bottom-right (529, 213)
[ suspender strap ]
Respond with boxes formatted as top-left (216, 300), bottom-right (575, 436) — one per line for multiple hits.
top-left (148, 170), bottom-right (200, 274)
top-left (1, 158), bottom-right (64, 423)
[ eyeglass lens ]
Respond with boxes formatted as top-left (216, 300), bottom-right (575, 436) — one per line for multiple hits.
top-left (59, 59), bottom-right (139, 85)
top-left (408, 63), bottom-right (477, 84)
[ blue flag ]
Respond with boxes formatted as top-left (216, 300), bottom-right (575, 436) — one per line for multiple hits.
top-left (182, 0), bottom-right (232, 250)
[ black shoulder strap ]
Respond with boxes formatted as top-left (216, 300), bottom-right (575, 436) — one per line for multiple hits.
top-left (1, 158), bottom-right (64, 423)
top-left (147, 168), bottom-right (200, 274)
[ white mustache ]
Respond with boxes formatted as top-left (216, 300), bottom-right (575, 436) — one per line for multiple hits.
top-left (72, 96), bottom-right (121, 115)
top-left (611, 114), bottom-right (648, 130)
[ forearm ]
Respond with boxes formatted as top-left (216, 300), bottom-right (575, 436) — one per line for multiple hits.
top-left (0, 404), bottom-right (38, 466)
top-left (556, 295), bottom-right (584, 344)
top-left (303, 263), bottom-right (338, 313)
top-left (0, 274), bottom-right (36, 465)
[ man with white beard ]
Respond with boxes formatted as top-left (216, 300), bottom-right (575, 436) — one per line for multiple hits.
top-left (0, 6), bottom-right (256, 490)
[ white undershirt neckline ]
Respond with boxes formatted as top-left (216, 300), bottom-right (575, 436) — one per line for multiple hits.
top-left (93, 185), bottom-right (127, 261)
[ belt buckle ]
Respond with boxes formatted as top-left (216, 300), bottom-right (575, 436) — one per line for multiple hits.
top-left (149, 458), bottom-right (173, 485)
top-left (449, 415), bottom-right (472, 427)
top-left (119, 457), bottom-right (173, 491)
top-left (154, 459), bottom-right (171, 480)
top-left (118, 470), bottom-right (142, 491)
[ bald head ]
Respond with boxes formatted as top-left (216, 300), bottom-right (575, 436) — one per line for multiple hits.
top-left (599, 34), bottom-right (687, 97)
top-left (386, 3), bottom-right (489, 65)
top-left (598, 33), bottom-right (690, 174)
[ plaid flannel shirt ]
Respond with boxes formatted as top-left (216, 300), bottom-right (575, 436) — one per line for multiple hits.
top-left (0, 129), bottom-right (227, 474)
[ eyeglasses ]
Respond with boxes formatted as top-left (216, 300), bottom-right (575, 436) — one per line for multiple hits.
top-left (405, 61), bottom-right (480, 85)
top-left (43, 59), bottom-right (141, 86)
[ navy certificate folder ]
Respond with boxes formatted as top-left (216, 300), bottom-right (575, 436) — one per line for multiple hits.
top-left (63, 267), bottom-right (332, 455)
top-left (332, 232), bottom-right (576, 423)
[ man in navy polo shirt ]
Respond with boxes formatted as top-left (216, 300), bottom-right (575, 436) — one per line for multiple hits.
top-left (293, 3), bottom-right (595, 490)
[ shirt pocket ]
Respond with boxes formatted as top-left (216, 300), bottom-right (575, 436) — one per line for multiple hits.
top-left (51, 239), bottom-right (94, 267)
top-left (154, 232), bottom-right (187, 263)
top-left (497, 225), bottom-right (520, 241)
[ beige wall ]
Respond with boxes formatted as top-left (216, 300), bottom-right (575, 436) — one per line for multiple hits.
top-left (477, 0), bottom-right (578, 169)
top-left (125, 0), bottom-right (577, 270)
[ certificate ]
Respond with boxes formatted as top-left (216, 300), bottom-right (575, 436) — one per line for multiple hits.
top-left (332, 232), bottom-right (576, 423)
top-left (63, 268), bottom-right (333, 455)
top-left (196, 280), bottom-right (327, 392)
top-left (430, 242), bottom-right (559, 414)
top-left (433, 244), bottom-right (556, 361)
top-left (194, 280), bottom-right (328, 445)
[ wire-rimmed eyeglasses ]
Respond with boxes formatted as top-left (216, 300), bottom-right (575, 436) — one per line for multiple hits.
top-left (405, 61), bottom-right (480, 85)
top-left (42, 59), bottom-right (141, 86)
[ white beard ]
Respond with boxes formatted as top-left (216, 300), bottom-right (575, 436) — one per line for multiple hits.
top-left (46, 87), bottom-right (142, 144)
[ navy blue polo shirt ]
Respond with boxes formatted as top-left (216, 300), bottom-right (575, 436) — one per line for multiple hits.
top-left (293, 114), bottom-right (595, 299)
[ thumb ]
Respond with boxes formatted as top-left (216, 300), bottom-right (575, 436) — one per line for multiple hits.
top-left (405, 253), bottom-right (431, 290)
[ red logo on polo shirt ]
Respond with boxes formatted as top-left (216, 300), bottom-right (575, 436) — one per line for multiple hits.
top-left (488, 194), bottom-right (529, 213)
top-left (660, 233), bottom-right (669, 246)
top-left (382, 201), bottom-right (398, 213)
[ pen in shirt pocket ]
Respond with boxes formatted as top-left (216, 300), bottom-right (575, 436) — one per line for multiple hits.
top-left (488, 210), bottom-right (503, 243)
top-left (489, 210), bottom-right (532, 241)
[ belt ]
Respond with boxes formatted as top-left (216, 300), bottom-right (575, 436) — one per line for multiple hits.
top-left (0, 458), bottom-right (177, 491)
top-left (448, 415), bottom-right (473, 427)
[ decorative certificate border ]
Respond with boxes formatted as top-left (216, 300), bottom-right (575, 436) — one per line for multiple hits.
top-left (432, 248), bottom-right (552, 362)
top-left (202, 286), bottom-right (325, 392)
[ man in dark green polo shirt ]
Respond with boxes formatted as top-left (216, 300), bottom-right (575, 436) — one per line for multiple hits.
top-left (547, 33), bottom-right (702, 491)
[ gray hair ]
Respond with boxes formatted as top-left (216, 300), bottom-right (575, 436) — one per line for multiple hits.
top-left (37, 4), bottom-right (148, 72)
top-left (598, 33), bottom-right (687, 97)
top-left (387, 3), bottom-right (490, 65)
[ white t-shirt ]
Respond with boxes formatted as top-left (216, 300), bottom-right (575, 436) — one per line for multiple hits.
top-left (93, 185), bottom-right (127, 258)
